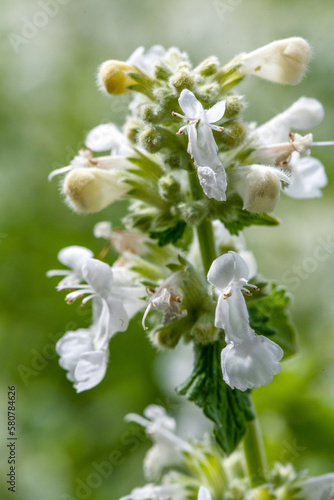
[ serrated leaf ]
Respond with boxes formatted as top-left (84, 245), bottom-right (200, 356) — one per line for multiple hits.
top-left (177, 342), bottom-right (254, 454)
top-left (149, 221), bottom-right (186, 246)
top-left (210, 195), bottom-right (279, 235)
top-left (247, 283), bottom-right (297, 358)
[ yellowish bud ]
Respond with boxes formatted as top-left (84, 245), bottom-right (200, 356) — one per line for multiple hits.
top-left (97, 60), bottom-right (137, 95)
top-left (63, 167), bottom-right (130, 213)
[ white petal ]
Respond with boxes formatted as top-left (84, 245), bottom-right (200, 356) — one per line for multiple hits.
top-left (298, 473), bottom-right (334, 500)
top-left (197, 166), bottom-right (227, 201)
top-left (128, 45), bottom-right (166, 75)
top-left (178, 89), bottom-right (202, 118)
top-left (196, 120), bottom-right (220, 168)
top-left (85, 123), bottom-right (121, 152)
top-left (82, 259), bottom-right (114, 297)
top-left (221, 335), bottom-right (283, 391)
top-left (74, 350), bottom-right (108, 392)
top-left (254, 97), bottom-right (324, 146)
top-left (56, 329), bottom-right (94, 378)
top-left (204, 100), bottom-right (226, 124)
top-left (57, 246), bottom-right (94, 275)
top-left (230, 250), bottom-right (250, 281)
top-left (207, 252), bottom-right (235, 290)
top-left (284, 154), bottom-right (327, 198)
top-left (198, 486), bottom-right (212, 500)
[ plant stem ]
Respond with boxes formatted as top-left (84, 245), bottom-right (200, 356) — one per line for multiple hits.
top-left (188, 171), bottom-right (216, 273)
top-left (243, 396), bottom-right (268, 487)
top-left (189, 169), bottom-right (268, 487)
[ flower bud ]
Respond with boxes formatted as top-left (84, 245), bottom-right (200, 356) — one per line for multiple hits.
top-left (97, 60), bottom-right (138, 95)
top-left (124, 118), bottom-right (141, 144)
top-left (224, 96), bottom-right (244, 119)
top-left (191, 313), bottom-right (218, 343)
top-left (238, 37), bottom-right (311, 85)
top-left (195, 56), bottom-right (219, 76)
top-left (165, 151), bottom-right (190, 171)
top-left (177, 201), bottom-right (207, 225)
top-left (170, 69), bottom-right (195, 92)
top-left (63, 167), bottom-right (130, 213)
top-left (139, 126), bottom-right (163, 153)
top-left (220, 121), bottom-right (246, 148)
top-left (232, 165), bottom-right (290, 213)
top-left (158, 174), bottom-right (181, 202)
top-left (141, 104), bottom-right (162, 124)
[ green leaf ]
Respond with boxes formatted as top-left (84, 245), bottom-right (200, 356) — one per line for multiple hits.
top-left (149, 221), bottom-right (186, 246)
top-left (210, 195), bottom-right (279, 234)
top-left (177, 342), bottom-right (254, 455)
top-left (247, 283), bottom-right (298, 358)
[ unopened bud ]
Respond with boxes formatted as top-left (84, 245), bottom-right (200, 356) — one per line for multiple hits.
top-left (224, 96), bottom-right (244, 119)
top-left (177, 201), bottom-right (207, 225)
top-left (220, 121), bottom-right (246, 147)
top-left (191, 313), bottom-right (218, 343)
top-left (170, 69), bottom-right (195, 92)
top-left (165, 151), bottom-right (190, 171)
top-left (124, 118), bottom-right (141, 144)
top-left (141, 104), bottom-right (162, 124)
top-left (97, 60), bottom-right (138, 95)
top-left (63, 167), bottom-right (130, 213)
top-left (195, 56), bottom-right (219, 76)
top-left (139, 126), bottom-right (163, 153)
top-left (158, 174), bottom-right (181, 202)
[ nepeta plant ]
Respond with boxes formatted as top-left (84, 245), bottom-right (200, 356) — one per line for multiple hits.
top-left (48, 38), bottom-right (334, 499)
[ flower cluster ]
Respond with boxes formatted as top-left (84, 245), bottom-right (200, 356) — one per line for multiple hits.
top-left (47, 37), bottom-right (334, 499)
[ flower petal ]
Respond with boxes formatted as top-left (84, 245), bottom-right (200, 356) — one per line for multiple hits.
top-left (74, 350), bottom-right (108, 392)
top-left (204, 100), bottom-right (226, 124)
top-left (284, 154), bottom-right (327, 198)
top-left (197, 166), bottom-right (227, 201)
top-left (221, 335), bottom-right (283, 391)
top-left (207, 252), bottom-right (235, 290)
top-left (178, 89), bottom-right (202, 118)
top-left (198, 486), bottom-right (212, 500)
top-left (57, 246), bottom-right (94, 276)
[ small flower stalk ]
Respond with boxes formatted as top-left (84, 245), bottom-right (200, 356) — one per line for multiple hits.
top-left (48, 37), bottom-right (333, 499)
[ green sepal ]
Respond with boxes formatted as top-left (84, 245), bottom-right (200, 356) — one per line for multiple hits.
top-left (149, 221), bottom-right (187, 246)
top-left (210, 194), bottom-right (279, 234)
top-left (247, 283), bottom-right (298, 358)
top-left (177, 342), bottom-right (254, 455)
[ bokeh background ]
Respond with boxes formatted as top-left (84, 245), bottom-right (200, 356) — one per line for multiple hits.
top-left (1, 0), bottom-right (334, 498)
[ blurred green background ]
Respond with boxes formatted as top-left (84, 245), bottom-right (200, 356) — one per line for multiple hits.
top-left (1, 0), bottom-right (334, 498)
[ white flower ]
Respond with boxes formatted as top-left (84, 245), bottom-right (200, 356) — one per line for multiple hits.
top-left (47, 245), bottom-right (93, 289)
top-left (142, 280), bottom-right (187, 331)
top-left (119, 483), bottom-right (183, 500)
top-left (249, 133), bottom-right (313, 166)
top-left (85, 123), bottom-right (133, 155)
top-left (253, 97), bottom-right (324, 146)
top-left (127, 45), bottom-right (166, 75)
top-left (54, 258), bottom-right (145, 391)
top-left (198, 486), bottom-right (212, 500)
top-left (231, 164), bottom-right (290, 213)
top-left (56, 325), bottom-right (108, 393)
top-left (126, 405), bottom-right (192, 480)
top-left (298, 473), bottom-right (334, 500)
top-left (238, 37), bottom-right (310, 85)
top-left (283, 152), bottom-right (327, 198)
top-left (207, 251), bottom-right (283, 391)
top-left (173, 89), bottom-right (227, 201)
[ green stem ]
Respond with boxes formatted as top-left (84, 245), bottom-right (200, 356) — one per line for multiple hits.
top-left (188, 171), bottom-right (216, 273)
top-left (243, 396), bottom-right (268, 487)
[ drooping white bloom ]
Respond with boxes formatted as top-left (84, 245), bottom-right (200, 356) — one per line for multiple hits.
top-left (237, 37), bottom-right (310, 85)
top-left (56, 324), bottom-right (108, 393)
top-left (53, 257), bottom-right (145, 392)
top-left (119, 483), bottom-right (183, 500)
top-left (297, 473), bottom-right (334, 500)
top-left (198, 486), bottom-right (212, 500)
top-left (231, 164), bottom-right (290, 213)
top-left (173, 89), bottom-right (227, 201)
top-left (46, 245), bottom-right (93, 289)
top-left (207, 251), bottom-right (283, 391)
top-left (126, 405), bottom-right (192, 480)
top-left (142, 282), bottom-right (187, 331)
